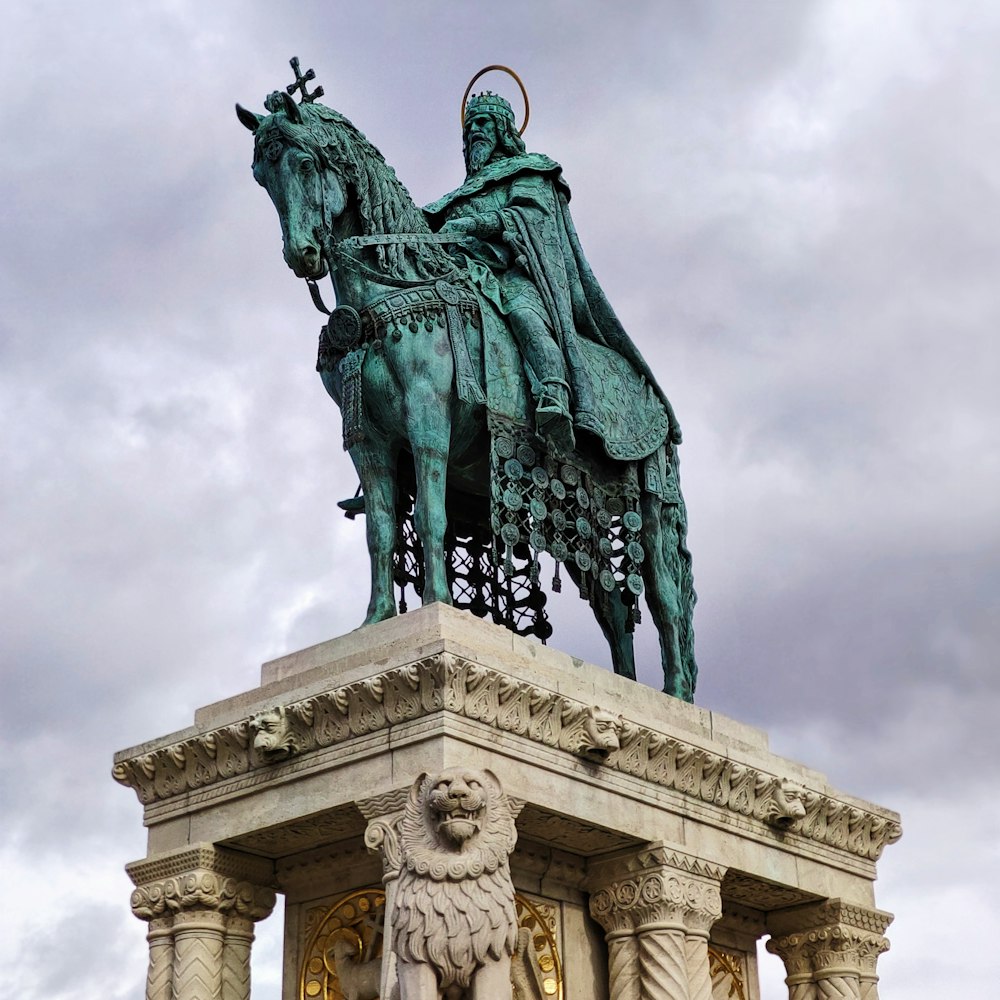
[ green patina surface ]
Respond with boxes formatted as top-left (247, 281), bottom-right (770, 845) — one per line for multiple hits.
top-left (237, 61), bottom-right (697, 700)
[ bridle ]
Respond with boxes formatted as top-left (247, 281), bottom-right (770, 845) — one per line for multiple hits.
top-left (302, 158), bottom-right (463, 314)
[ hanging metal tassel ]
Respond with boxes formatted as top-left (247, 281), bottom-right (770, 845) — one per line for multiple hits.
top-left (552, 562), bottom-right (562, 593)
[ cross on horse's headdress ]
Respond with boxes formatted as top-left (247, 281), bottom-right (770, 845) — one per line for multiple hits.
top-left (263, 56), bottom-right (324, 114)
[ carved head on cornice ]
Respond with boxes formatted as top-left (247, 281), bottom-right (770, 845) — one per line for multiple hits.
top-left (578, 707), bottom-right (624, 762)
top-left (249, 705), bottom-right (298, 761)
top-left (766, 778), bottom-right (807, 829)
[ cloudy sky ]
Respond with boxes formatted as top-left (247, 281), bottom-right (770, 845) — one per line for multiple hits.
top-left (2, 1), bottom-right (997, 996)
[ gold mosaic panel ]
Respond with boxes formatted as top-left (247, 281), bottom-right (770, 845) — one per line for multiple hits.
top-left (708, 945), bottom-right (748, 1000)
top-left (300, 888), bottom-right (562, 1000)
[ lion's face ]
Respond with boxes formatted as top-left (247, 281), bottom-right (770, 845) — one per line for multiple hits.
top-left (250, 706), bottom-right (296, 759)
top-left (582, 707), bottom-right (623, 759)
top-left (427, 769), bottom-right (489, 847)
top-left (769, 778), bottom-right (807, 827)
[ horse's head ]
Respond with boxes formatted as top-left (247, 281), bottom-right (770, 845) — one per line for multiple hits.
top-left (237, 93), bottom-right (346, 280)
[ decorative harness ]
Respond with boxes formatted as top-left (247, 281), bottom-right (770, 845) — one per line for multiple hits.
top-left (310, 230), bottom-right (486, 447)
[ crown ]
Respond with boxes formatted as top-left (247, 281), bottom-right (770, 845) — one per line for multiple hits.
top-left (465, 90), bottom-right (515, 127)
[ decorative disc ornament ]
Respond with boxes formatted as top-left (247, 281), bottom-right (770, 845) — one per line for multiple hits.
top-left (461, 65), bottom-right (530, 135)
top-left (324, 306), bottom-right (362, 352)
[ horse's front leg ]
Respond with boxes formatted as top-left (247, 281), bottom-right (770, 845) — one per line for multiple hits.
top-left (394, 334), bottom-right (454, 608)
top-left (406, 400), bottom-right (452, 607)
top-left (350, 437), bottom-right (399, 626)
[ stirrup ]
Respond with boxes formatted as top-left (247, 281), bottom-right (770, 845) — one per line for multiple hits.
top-left (536, 409), bottom-right (575, 455)
top-left (337, 486), bottom-right (366, 519)
top-left (536, 378), bottom-right (571, 417)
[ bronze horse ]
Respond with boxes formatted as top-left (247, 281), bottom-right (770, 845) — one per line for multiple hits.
top-left (237, 92), bottom-right (697, 699)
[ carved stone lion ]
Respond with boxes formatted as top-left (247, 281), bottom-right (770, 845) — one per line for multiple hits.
top-left (765, 778), bottom-right (807, 828)
top-left (579, 706), bottom-right (624, 762)
top-left (392, 768), bottom-right (518, 999)
top-left (326, 929), bottom-right (381, 1000)
top-left (249, 705), bottom-right (298, 760)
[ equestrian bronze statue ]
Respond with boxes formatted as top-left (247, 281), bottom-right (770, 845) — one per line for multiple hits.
top-left (237, 61), bottom-right (698, 700)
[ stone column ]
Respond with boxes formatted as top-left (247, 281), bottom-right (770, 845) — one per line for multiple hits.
top-left (128, 845), bottom-right (276, 1000)
top-left (765, 932), bottom-right (819, 1000)
top-left (588, 844), bottom-right (725, 1000)
top-left (766, 900), bottom-right (892, 1000)
top-left (360, 794), bottom-right (407, 1000)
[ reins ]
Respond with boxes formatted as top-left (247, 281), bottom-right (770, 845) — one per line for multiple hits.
top-left (304, 159), bottom-right (462, 314)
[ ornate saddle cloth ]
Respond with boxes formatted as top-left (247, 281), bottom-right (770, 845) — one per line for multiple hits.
top-left (477, 292), bottom-right (671, 463)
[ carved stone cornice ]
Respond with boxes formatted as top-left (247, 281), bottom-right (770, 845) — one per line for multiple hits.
top-left (127, 845), bottom-right (276, 923)
top-left (113, 653), bottom-right (901, 862)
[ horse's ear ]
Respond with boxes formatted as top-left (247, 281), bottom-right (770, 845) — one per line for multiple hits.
top-left (236, 103), bottom-right (263, 132)
top-left (281, 90), bottom-right (303, 124)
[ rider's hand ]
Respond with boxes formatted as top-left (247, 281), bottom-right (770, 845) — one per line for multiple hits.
top-left (439, 217), bottom-right (478, 237)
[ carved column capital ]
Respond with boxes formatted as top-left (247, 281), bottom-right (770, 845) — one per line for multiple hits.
top-left (128, 844), bottom-right (276, 921)
top-left (127, 845), bottom-right (276, 1000)
top-left (359, 788), bottom-right (408, 884)
top-left (588, 843), bottom-right (725, 934)
top-left (767, 900), bottom-right (893, 1000)
top-left (588, 845), bottom-right (725, 1000)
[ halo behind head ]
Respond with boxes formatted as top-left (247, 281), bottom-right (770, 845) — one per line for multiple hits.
top-left (461, 64), bottom-right (530, 135)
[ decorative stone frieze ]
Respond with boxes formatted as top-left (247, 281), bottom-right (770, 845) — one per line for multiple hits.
top-left (127, 845), bottom-right (276, 1000)
top-left (113, 653), bottom-right (901, 863)
top-left (766, 900), bottom-right (893, 1000)
top-left (588, 845), bottom-right (725, 1000)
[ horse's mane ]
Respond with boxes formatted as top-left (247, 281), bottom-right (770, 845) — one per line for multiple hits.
top-left (255, 104), bottom-right (453, 279)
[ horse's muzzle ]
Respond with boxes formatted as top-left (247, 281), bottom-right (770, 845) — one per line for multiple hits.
top-left (285, 242), bottom-right (327, 279)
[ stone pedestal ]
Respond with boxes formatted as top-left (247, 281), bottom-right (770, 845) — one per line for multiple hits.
top-left (114, 604), bottom-right (901, 999)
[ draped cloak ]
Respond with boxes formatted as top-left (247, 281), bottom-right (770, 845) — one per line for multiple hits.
top-left (425, 153), bottom-right (680, 463)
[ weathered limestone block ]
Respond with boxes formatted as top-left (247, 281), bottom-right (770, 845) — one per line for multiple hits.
top-left (588, 845), bottom-right (724, 1000)
top-left (127, 845), bottom-right (276, 1000)
top-left (766, 900), bottom-right (892, 1000)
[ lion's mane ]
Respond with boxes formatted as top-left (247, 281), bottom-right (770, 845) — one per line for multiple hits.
top-left (391, 769), bottom-right (518, 990)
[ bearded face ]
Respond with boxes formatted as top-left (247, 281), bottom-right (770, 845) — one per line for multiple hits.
top-left (428, 770), bottom-right (488, 846)
top-left (464, 112), bottom-right (500, 174)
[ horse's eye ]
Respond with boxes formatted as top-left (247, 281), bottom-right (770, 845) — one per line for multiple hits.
top-left (300, 159), bottom-right (314, 173)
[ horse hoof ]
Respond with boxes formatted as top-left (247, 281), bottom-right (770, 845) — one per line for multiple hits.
top-left (361, 607), bottom-right (396, 627)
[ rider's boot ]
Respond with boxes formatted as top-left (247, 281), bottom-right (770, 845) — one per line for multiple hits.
top-left (536, 378), bottom-right (575, 454)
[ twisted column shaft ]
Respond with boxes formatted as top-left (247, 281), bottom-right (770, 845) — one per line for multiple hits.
top-left (637, 922), bottom-right (689, 1000)
top-left (588, 845), bottom-right (724, 1000)
top-left (683, 929), bottom-right (713, 1000)
top-left (606, 931), bottom-right (641, 1000)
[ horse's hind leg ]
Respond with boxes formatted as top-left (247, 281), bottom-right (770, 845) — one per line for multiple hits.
top-left (565, 563), bottom-right (636, 680)
top-left (351, 439), bottom-right (399, 627)
top-left (639, 493), bottom-right (690, 700)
